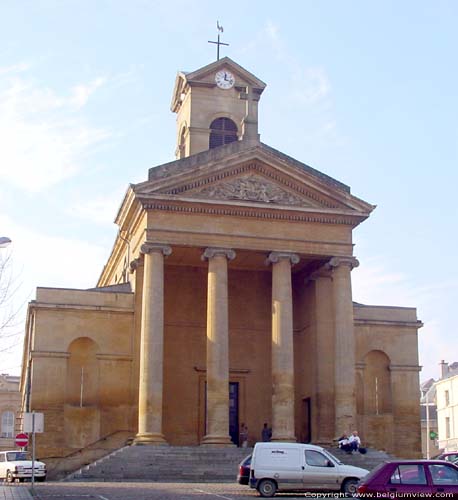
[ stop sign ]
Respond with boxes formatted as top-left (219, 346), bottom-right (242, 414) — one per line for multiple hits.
top-left (15, 433), bottom-right (28, 447)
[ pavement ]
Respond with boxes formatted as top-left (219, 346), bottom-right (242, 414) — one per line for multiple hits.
top-left (0, 485), bottom-right (33, 499)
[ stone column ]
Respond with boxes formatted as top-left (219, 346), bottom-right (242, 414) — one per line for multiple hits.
top-left (267, 251), bottom-right (299, 442)
top-left (329, 256), bottom-right (359, 437)
top-left (134, 243), bottom-right (171, 445)
top-left (201, 247), bottom-right (236, 446)
top-left (309, 267), bottom-right (335, 445)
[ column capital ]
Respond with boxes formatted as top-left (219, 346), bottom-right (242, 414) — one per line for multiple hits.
top-left (201, 247), bottom-right (236, 261)
top-left (266, 251), bottom-right (300, 266)
top-left (306, 264), bottom-right (333, 284)
top-left (129, 258), bottom-right (141, 273)
top-left (329, 256), bottom-right (359, 270)
top-left (141, 242), bottom-right (172, 257)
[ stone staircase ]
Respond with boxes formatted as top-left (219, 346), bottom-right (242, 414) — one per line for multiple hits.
top-left (46, 430), bottom-right (134, 480)
top-left (65, 446), bottom-right (252, 482)
top-left (65, 444), bottom-right (394, 482)
top-left (324, 446), bottom-right (393, 471)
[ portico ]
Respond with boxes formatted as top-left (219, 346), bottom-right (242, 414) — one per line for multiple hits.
top-left (132, 227), bottom-right (361, 447)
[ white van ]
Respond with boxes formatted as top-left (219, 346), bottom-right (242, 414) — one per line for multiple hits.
top-left (249, 442), bottom-right (369, 497)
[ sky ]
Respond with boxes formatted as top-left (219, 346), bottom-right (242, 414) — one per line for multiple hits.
top-left (0, 0), bottom-right (457, 382)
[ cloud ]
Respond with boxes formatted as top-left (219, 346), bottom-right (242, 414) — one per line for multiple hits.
top-left (0, 66), bottom-right (111, 192)
top-left (66, 191), bottom-right (124, 225)
top-left (0, 212), bottom-right (109, 375)
top-left (0, 62), bottom-right (31, 76)
top-left (70, 77), bottom-right (108, 110)
top-left (352, 255), bottom-right (458, 381)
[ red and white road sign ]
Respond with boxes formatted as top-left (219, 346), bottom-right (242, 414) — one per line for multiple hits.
top-left (15, 433), bottom-right (28, 447)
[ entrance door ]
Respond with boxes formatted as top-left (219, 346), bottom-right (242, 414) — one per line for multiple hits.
top-left (229, 382), bottom-right (239, 445)
top-left (301, 397), bottom-right (312, 443)
top-left (202, 381), bottom-right (239, 445)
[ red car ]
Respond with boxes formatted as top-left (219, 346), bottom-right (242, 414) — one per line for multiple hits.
top-left (432, 451), bottom-right (458, 464)
top-left (357, 460), bottom-right (458, 497)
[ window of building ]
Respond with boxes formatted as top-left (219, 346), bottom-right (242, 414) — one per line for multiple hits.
top-left (445, 390), bottom-right (450, 406)
top-left (446, 417), bottom-right (450, 439)
top-left (209, 118), bottom-right (238, 149)
top-left (1, 411), bottom-right (15, 438)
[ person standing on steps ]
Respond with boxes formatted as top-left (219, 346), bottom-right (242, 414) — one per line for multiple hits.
top-left (261, 422), bottom-right (272, 442)
top-left (240, 423), bottom-right (248, 448)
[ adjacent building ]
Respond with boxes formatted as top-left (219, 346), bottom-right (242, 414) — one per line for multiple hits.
top-left (436, 361), bottom-right (458, 452)
top-left (0, 374), bottom-right (20, 451)
top-left (20, 57), bottom-right (423, 461)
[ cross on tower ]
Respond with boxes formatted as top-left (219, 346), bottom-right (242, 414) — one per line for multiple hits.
top-left (208, 21), bottom-right (229, 61)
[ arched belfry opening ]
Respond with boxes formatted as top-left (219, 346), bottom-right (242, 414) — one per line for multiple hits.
top-left (209, 117), bottom-right (238, 149)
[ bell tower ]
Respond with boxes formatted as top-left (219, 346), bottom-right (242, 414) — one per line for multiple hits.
top-left (170, 57), bottom-right (266, 159)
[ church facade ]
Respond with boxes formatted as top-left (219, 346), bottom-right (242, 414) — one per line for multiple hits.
top-left (20, 58), bottom-right (423, 459)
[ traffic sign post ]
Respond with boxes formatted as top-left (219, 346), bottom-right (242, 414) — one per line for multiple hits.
top-left (15, 433), bottom-right (28, 448)
top-left (23, 411), bottom-right (44, 493)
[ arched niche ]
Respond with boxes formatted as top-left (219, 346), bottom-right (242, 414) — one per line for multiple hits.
top-left (66, 337), bottom-right (100, 407)
top-left (362, 350), bottom-right (392, 415)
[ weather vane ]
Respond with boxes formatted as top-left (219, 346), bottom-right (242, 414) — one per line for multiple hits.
top-left (208, 21), bottom-right (229, 61)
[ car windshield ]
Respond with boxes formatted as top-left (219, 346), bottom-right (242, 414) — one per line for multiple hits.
top-left (6, 452), bottom-right (30, 461)
top-left (322, 449), bottom-right (342, 465)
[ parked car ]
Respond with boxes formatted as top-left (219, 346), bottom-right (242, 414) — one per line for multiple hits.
top-left (0, 450), bottom-right (47, 483)
top-left (237, 454), bottom-right (251, 485)
top-left (248, 442), bottom-right (369, 497)
top-left (432, 451), bottom-right (458, 464)
top-left (357, 460), bottom-right (458, 497)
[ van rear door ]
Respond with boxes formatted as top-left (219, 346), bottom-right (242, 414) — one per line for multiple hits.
top-left (256, 445), bottom-right (303, 489)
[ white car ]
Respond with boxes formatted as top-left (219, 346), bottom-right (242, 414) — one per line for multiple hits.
top-left (0, 450), bottom-right (46, 483)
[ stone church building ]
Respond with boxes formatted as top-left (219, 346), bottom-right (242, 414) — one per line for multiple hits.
top-left (20, 58), bottom-right (423, 459)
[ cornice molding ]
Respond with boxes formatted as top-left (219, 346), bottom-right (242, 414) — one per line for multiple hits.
top-left (96, 353), bottom-right (133, 362)
top-left (389, 364), bottom-right (422, 373)
top-left (139, 200), bottom-right (366, 226)
top-left (31, 350), bottom-right (70, 359)
top-left (354, 319), bottom-right (423, 328)
top-left (194, 366), bottom-right (251, 374)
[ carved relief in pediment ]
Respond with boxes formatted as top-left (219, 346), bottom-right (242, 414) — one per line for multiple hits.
top-left (190, 174), bottom-right (314, 207)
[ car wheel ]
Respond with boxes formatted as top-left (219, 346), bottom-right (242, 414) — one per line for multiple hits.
top-left (342, 478), bottom-right (358, 495)
top-left (36, 476), bottom-right (46, 482)
top-left (258, 479), bottom-right (277, 497)
top-left (6, 470), bottom-right (14, 483)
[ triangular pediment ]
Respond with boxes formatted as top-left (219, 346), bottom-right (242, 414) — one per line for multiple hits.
top-left (132, 141), bottom-right (375, 220)
top-left (165, 172), bottom-right (321, 208)
top-left (171, 57), bottom-right (266, 112)
top-left (186, 57), bottom-right (266, 89)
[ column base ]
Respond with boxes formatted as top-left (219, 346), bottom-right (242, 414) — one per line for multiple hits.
top-left (271, 435), bottom-right (296, 443)
top-left (201, 434), bottom-right (234, 447)
top-left (314, 439), bottom-right (335, 447)
top-left (133, 432), bottom-right (168, 446)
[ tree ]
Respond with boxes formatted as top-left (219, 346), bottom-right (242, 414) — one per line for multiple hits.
top-left (0, 250), bottom-right (24, 354)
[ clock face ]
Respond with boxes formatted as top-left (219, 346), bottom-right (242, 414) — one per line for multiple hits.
top-left (215, 70), bottom-right (235, 90)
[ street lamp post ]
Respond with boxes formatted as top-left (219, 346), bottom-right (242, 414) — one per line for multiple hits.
top-left (422, 391), bottom-right (436, 459)
top-left (0, 237), bottom-right (12, 248)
